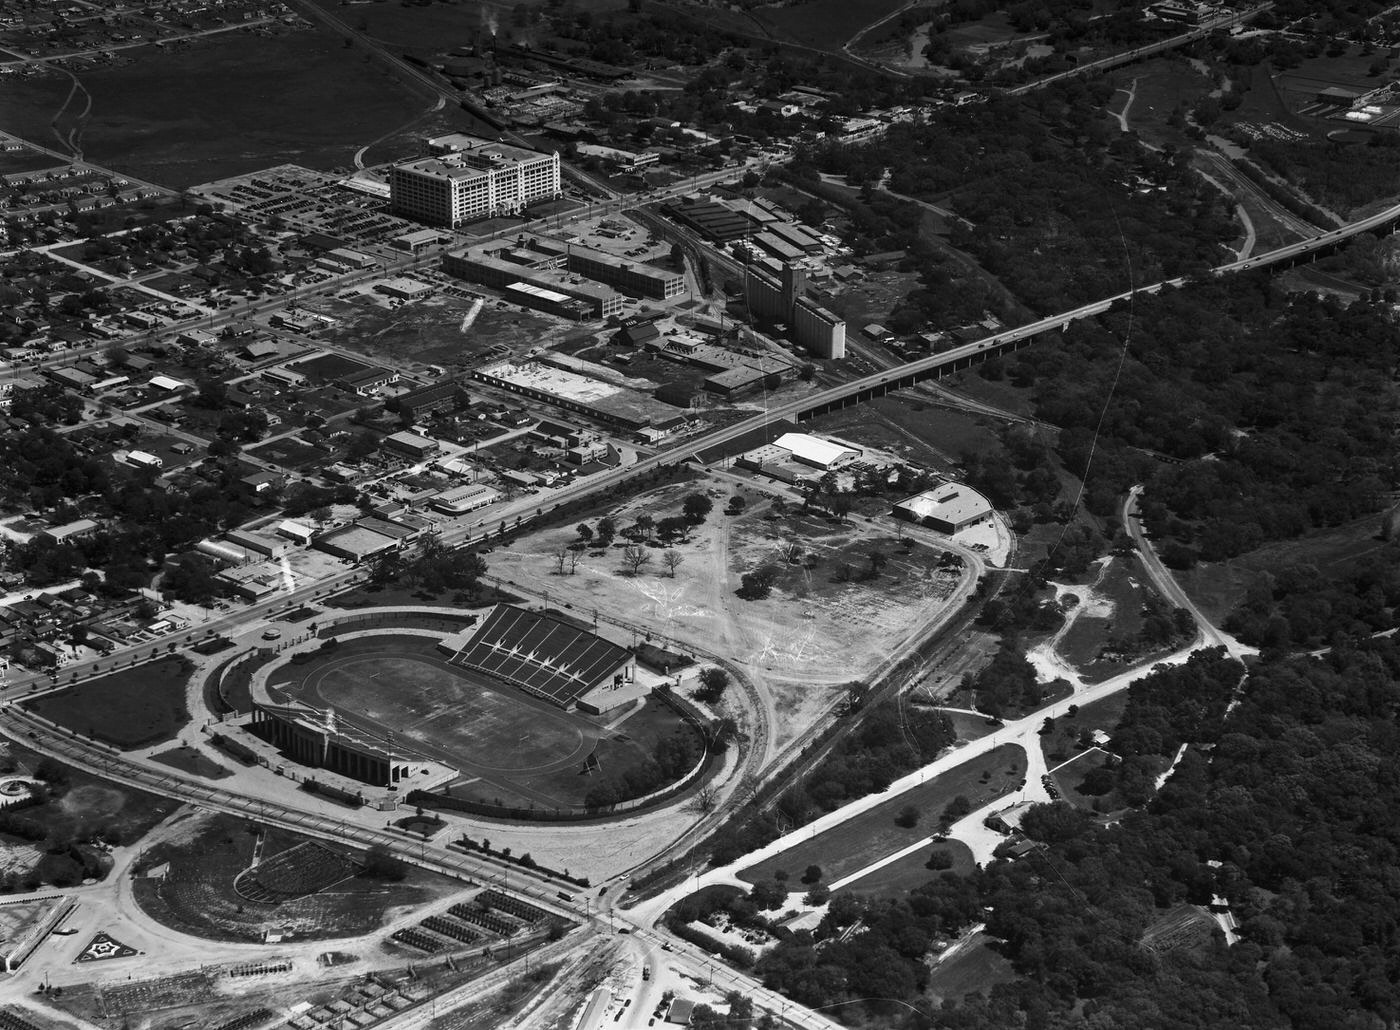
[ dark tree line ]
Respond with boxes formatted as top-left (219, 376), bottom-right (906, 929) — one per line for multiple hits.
top-left (744, 643), bottom-right (1400, 1029)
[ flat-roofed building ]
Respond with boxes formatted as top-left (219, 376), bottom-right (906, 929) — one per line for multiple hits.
top-left (442, 249), bottom-right (620, 318)
top-left (430, 483), bottom-right (500, 515)
top-left (390, 139), bottom-right (561, 228)
top-left (396, 379), bottom-right (468, 421)
top-left (42, 519), bottom-right (99, 544)
top-left (314, 524), bottom-right (402, 562)
top-left (893, 482), bottom-right (995, 533)
top-left (382, 430), bottom-right (438, 459)
top-left (526, 237), bottom-right (685, 300)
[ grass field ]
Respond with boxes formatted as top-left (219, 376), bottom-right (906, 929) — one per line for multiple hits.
top-left (1046, 747), bottom-right (1112, 807)
top-left (0, 146), bottom-right (62, 176)
top-left (738, 744), bottom-right (1025, 888)
top-left (267, 633), bottom-right (696, 809)
top-left (805, 397), bottom-right (996, 471)
top-left (0, 28), bottom-right (435, 188)
top-left (1038, 692), bottom-right (1128, 771)
top-left (1055, 558), bottom-right (1149, 674)
top-left (754, 0), bottom-right (911, 49)
top-left (326, 580), bottom-right (520, 610)
top-left (27, 656), bottom-right (191, 749)
top-left (941, 709), bottom-right (1002, 743)
top-left (1179, 512), bottom-right (1389, 626)
top-left (838, 838), bottom-right (976, 897)
top-left (924, 931), bottom-right (1018, 1005)
top-left (150, 746), bottom-right (232, 780)
top-left (131, 811), bottom-right (455, 943)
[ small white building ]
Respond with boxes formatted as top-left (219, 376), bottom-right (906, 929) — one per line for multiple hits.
top-left (125, 450), bottom-right (163, 470)
top-left (430, 483), bottom-right (500, 515)
top-left (275, 520), bottom-right (315, 545)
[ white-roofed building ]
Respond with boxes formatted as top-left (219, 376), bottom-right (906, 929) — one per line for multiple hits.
top-left (771, 432), bottom-right (860, 470)
top-left (893, 482), bottom-right (994, 534)
top-left (430, 483), bottom-right (500, 515)
top-left (275, 520), bottom-right (315, 545)
top-left (149, 374), bottom-right (187, 391)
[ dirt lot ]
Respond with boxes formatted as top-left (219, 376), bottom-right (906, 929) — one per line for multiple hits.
top-left (321, 289), bottom-right (565, 370)
top-left (488, 478), bottom-right (974, 753)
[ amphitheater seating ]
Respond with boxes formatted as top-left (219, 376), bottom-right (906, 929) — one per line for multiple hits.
top-left (422, 915), bottom-right (479, 944)
top-left (478, 889), bottom-right (548, 924)
top-left (235, 842), bottom-right (358, 903)
top-left (450, 605), bottom-right (631, 709)
top-left (212, 1009), bottom-right (274, 1030)
top-left (390, 928), bottom-right (446, 953)
top-left (0, 1009), bottom-right (42, 1030)
top-left (448, 902), bottom-right (519, 936)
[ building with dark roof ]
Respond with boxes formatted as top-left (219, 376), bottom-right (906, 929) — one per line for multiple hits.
top-left (663, 196), bottom-right (751, 242)
top-left (395, 379), bottom-right (469, 422)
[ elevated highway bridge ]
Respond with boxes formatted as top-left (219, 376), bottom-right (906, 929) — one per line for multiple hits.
top-left (772, 199), bottom-right (1400, 425)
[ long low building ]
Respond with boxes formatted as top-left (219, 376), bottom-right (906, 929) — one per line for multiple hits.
top-left (430, 483), bottom-right (500, 515)
top-left (443, 248), bottom-right (622, 318)
top-left (473, 359), bottom-right (688, 433)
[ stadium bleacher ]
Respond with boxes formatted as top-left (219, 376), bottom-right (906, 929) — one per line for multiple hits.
top-left (449, 605), bottom-right (632, 709)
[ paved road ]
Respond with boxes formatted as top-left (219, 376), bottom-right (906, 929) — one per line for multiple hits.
top-left (1123, 484), bottom-right (1254, 659)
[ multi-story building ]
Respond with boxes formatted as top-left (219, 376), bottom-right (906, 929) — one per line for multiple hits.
top-left (744, 263), bottom-right (846, 359)
top-left (390, 138), bottom-right (561, 228)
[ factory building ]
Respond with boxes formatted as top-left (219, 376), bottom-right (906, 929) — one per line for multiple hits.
top-left (744, 263), bottom-right (846, 359)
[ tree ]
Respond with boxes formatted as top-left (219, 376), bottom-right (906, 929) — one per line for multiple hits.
top-left (596, 516), bottom-right (617, 547)
top-left (576, 523), bottom-right (593, 544)
top-left (362, 845), bottom-right (406, 881)
top-left (895, 804), bottom-right (920, 828)
top-left (553, 548), bottom-right (570, 575)
top-left (750, 879), bottom-right (787, 910)
top-left (633, 513), bottom-right (655, 542)
top-left (925, 848), bottom-right (953, 870)
top-left (622, 545), bottom-right (652, 576)
top-left (662, 549), bottom-right (684, 577)
top-left (162, 553), bottom-right (220, 606)
top-left (695, 666), bottom-right (730, 704)
top-left (737, 565), bottom-right (779, 600)
top-left (830, 493), bottom-right (854, 524)
top-left (802, 864), bottom-right (823, 884)
top-left (683, 493), bottom-right (714, 524)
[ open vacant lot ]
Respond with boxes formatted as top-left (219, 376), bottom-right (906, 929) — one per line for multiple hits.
top-left (738, 744), bottom-right (1024, 889)
top-left (0, 28), bottom-right (433, 187)
top-left (838, 838), bottom-right (977, 897)
top-left (488, 480), bottom-right (973, 750)
top-left (27, 656), bottom-right (191, 749)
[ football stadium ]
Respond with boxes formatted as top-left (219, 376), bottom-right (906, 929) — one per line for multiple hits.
top-left (245, 605), bottom-right (709, 813)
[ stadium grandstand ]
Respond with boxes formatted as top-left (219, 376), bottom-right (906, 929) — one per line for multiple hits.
top-left (439, 604), bottom-right (637, 712)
